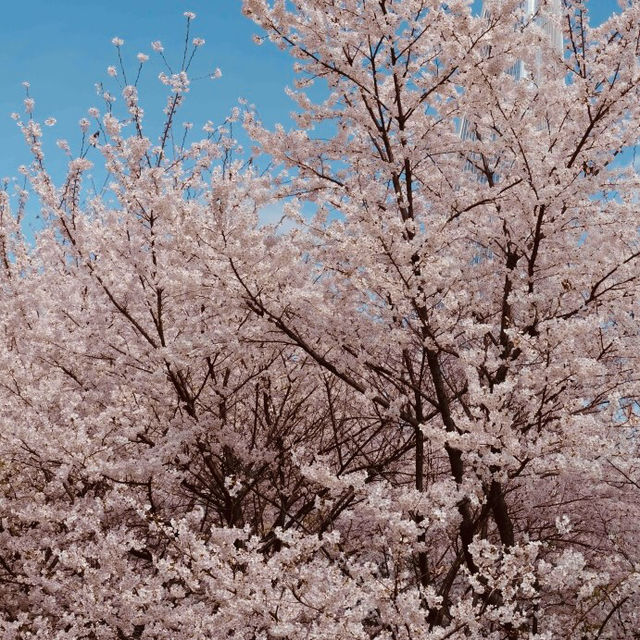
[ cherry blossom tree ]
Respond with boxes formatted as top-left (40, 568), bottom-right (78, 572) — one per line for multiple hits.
top-left (1, 1), bottom-right (640, 638)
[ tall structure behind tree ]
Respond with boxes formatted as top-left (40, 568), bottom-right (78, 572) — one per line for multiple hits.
top-left (460, 0), bottom-right (564, 143)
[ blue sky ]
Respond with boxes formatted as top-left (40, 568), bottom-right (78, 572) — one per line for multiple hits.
top-left (0, 0), bottom-right (622, 226)
top-left (0, 1), bottom-right (294, 183)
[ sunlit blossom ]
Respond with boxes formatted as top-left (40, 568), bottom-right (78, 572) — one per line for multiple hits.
top-left (2, 5), bottom-right (640, 640)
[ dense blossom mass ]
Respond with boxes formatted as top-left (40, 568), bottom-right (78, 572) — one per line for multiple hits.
top-left (1, 1), bottom-right (640, 638)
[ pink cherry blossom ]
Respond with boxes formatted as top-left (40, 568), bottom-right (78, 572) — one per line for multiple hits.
top-left (1, 2), bottom-right (640, 639)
